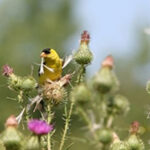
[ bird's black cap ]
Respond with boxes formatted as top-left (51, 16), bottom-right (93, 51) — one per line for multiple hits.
top-left (42, 48), bottom-right (51, 54)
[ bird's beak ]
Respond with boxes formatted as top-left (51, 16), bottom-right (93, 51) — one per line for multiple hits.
top-left (40, 52), bottom-right (47, 58)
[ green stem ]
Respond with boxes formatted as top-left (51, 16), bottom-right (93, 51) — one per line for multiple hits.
top-left (100, 94), bottom-right (114, 128)
top-left (77, 107), bottom-right (92, 128)
top-left (106, 115), bottom-right (114, 128)
top-left (25, 108), bottom-right (30, 122)
top-left (101, 144), bottom-right (107, 150)
top-left (99, 94), bottom-right (107, 125)
top-left (38, 136), bottom-right (42, 149)
top-left (47, 103), bottom-right (52, 150)
top-left (77, 65), bottom-right (85, 84)
top-left (59, 98), bottom-right (75, 150)
top-left (77, 107), bottom-right (99, 141)
top-left (18, 90), bottom-right (23, 103)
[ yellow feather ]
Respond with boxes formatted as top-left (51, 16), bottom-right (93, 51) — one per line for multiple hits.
top-left (39, 49), bottom-right (63, 84)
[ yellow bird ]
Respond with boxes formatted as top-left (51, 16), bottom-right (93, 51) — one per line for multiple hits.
top-left (39, 48), bottom-right (63, 84)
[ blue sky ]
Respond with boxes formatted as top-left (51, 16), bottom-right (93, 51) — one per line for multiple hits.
top-left (73, 0), bottom-right (150, 73)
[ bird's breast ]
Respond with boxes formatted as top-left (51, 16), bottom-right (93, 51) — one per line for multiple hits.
top-left (39, 59), bottom-right (62, 84)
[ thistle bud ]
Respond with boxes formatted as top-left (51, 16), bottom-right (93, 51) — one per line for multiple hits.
top-left (1, 116), bottom-right (22, 150)
top-left (110, 133), bottom-right (129, 150)
top-left (71, 83), bottom-right (91, 104)
top-left (2, 65), bottom-right (37, 93)
top-left (24, 136), bottom-right (40, 150)
top-left (21, 76), bottom-right (37, 91)
top-left (130, 121), bottom-right (139, 134)
top-left (92, 56), bottom-right (119, 94)
top-left (0, 140), bottom-right (6, 150)
top-left (110, 141), bottom-right (129, 150)
top-left (5, 115), bottom-right (18, 128)
top-left (97, 128), bottom-right (113, 144)
top-left (102, 55), bottom-right (114, 69)
top-left (112, 95), bottom-right (130, 115)
top-left (127, 134), bottom-right (144, 150)
top-left (74, 30), bottom-right (93, 65)
top-left (111, 140), bottom-right (129, 150)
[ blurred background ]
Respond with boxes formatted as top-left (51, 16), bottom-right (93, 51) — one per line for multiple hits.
top-left (0, 0), bottom-right (150, 149)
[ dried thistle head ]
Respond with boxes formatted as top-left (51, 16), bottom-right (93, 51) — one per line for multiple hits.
top-left (41, 74), bottom-right (72, 103)
top-left (58, 74), bottom-right (72, 87)
top-left (42, 82), bottom-right (66, 103)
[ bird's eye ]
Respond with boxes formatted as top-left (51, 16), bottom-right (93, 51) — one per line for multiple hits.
top-left (42, 48), bottom-right (51, 54)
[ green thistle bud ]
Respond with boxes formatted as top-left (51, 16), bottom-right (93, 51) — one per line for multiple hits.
top-left (8, 74), bottom-right (23, 91)
top-left (111, 141), bottom-right (129, 150)
top-left (127, 134), bottom-right (144, 150)
top-left (113, 95), bottom-right (130, 115)
top-left (0, 140), bottom-right (6, 150)
top-left (92, 56), bottom-right (119, 94)
top-left (97, 128), bottom-right (113, 144)
top-left (110, 133), bottom-right (129, 150)
top-left (93, 67), bottom-right (113, 93)
top-left (1, 116), bottom-right (22, 150)
top-left (74, 31), bottom-right (93, 65)
top-left (2, 65), bottom-right (37, 92)
top-left (1, 127), bottom-right (22, 150)
top-left (21, 76), bottom-right (37, 91)
top-left (24, 136), bottom-right (40, 150)
top-left (71, 83), bottom-right (91, 104)
top-left (8, 75), bottom-right (37, 92)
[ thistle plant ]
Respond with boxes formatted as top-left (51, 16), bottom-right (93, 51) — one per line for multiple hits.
top-left (0, 31), bottom-right (146, 150)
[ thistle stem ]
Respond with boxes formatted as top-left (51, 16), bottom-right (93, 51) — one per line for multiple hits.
top-left (106, 115), bottom-right (114, 128)
top-left (77, 107), bottom-right (92, 128)
top-left (47, 103), bottom-right (52, 150)
top-left (101, 144), bottom-right (107, 150)
top-left (77, 107), bottom-right (98, 141)
top-left (77, 65), bottom-right (85, 84)
top-left (59, 98), bottom-right (75, 150)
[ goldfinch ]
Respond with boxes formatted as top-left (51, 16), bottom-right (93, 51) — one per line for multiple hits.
top-left (39, 48), bottom-right (72, 84)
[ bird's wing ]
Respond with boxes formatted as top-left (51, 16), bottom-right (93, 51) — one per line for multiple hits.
top-left (62, 55), bottom-right (73, 69)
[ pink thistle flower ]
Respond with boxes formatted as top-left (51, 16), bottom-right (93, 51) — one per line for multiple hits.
top-left (2, 65), bottom-right (13, 77)
top-left (28, 119), bottom-right (53, 135)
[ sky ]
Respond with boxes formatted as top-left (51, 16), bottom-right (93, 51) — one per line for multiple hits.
top-left (73, 0), bottom-right (150, 74)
